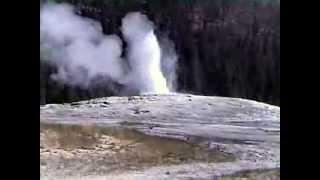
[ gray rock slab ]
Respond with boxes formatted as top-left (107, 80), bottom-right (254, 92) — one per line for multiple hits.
top-left (40, 94), bottom-right (280, 179)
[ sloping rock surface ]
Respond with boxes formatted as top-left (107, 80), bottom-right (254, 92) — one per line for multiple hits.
top-left (40, 94), bottom-right (280, 179)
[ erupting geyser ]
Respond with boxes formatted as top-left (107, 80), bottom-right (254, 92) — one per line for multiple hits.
top-left (121, 12), bottom-right (169, 94)
top-left (40, 3), bottom-right (175, 95)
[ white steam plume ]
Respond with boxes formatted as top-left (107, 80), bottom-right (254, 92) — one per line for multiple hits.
top-left (40, 3), bottom-right (176, 94)
top-left (121, 12), bottom-right (169, 94)
top-left (40, 3), bottom-right (125, 88)
top-left (159, 34), bottom-right (178, 92)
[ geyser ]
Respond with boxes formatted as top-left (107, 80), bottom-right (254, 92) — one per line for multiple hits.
top-left (40, 3), bottom-right (175, 95)
top-left (121, 12), bottom-right (169, 94)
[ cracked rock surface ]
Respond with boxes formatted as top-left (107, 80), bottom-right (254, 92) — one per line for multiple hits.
top-left (40, 94), bottom-right (280, 179)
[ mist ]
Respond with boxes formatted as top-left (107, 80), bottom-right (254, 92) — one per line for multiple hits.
top-left (40, 3), bottom-right (177, 94)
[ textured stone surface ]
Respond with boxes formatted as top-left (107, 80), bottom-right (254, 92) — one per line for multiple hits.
top-left (40, 94), bottom-right (280, 179)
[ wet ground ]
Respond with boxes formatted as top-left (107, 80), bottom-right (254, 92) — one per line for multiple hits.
top-left (41, 122), bottom-right (235, 177)
top-left (40, 94), bottom-right (280, 179)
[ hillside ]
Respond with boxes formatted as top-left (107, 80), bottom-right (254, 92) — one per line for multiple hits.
top-left (40, 94), bottom-right (280, 179)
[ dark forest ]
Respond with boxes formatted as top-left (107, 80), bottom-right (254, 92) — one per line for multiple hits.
top-left (40, 0), bottom-right (280, 106)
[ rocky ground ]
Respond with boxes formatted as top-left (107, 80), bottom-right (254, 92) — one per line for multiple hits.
top-left (40, 93), bottom-right (280, 180)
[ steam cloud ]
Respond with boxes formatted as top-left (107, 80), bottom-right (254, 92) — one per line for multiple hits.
top-left (40, 3), bottom-right (177, 94)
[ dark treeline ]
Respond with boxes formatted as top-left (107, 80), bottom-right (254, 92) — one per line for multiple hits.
top-left (40, 0), bottom-right (280, 106)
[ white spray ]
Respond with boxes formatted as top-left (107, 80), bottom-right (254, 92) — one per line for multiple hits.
top-left (121, 12), bottom-right (169, 94)
top-left (40, 3), bottom-right (176, 94)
